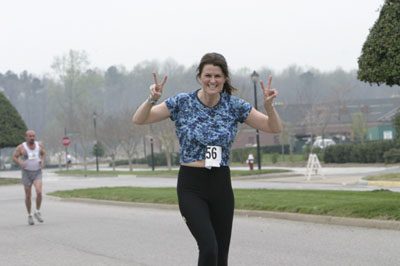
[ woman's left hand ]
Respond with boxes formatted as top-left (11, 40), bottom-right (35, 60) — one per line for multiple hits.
top-left (260, 76), bottom-right (278, 109)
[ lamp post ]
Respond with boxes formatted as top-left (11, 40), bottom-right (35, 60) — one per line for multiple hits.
top-left (93, 112), bottom-right (99, 172)
top-left (251, 71), bottom-right (262, 170)
top-left (150, 136), bottom-right (155, 171)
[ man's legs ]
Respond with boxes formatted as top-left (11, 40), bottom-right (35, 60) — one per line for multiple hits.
top-left (33, 179), bottom-right (44, 223)
top-left (23, 185), bottom-right (35, 225)
top-left (33, 179), bottom-right (42, 211)
top-left (23, 185), bottom-right (32, 214)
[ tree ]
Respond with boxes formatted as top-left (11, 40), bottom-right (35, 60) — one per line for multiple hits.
top-left (152, 119), bottom-right (177, 170)
top-left (49, 50), bottom-right (102, 171)
top-left (117, 107), bottom-right (146, 171)
top-left (92, 142), bottom-right (105, 157)
top-left (278, 121), bottom-right (291, 161)
top-left (0, 92), bottom-right (27, 148)
top-left (393, 112), bottom-right (400, 139)
top-left (351, 112), bottom-right (367, 143)
top-left (98, 114), bottom-right (121, 171)
top-left (49, 49), bottom-right (90, 133)
top-left (358, 0), bottom-right (400, 86)
top-left (0, 71), bottom-right (47, 135)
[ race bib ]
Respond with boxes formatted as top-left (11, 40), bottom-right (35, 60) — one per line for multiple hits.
top-left (205, 146), bottom-right (222, 169)
top-left (28, 152), bottom-right (39, 160)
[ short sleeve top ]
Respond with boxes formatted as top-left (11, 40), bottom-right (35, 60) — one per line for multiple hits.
top-left (165, 89), bottom-right (252, 165)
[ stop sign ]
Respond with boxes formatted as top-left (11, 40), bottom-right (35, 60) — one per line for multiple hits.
top-left (62, 136), bottom-right (71, 146)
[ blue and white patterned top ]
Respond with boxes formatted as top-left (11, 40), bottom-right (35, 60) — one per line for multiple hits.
top-left (165, 89), bottom-right (252, 165)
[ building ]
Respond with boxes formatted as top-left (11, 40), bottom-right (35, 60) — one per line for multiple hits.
top-left (233, 97), bottom-right (399, 150)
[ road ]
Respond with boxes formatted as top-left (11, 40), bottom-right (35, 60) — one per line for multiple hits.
top-left (1, 166), bottom-right (400, 265)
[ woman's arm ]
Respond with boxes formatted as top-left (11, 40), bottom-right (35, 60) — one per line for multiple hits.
top-left (133, 101), bottom-right (171, 125)
top-left (244, 106), bottom-right (282, 133)
top-left (132, 73), bottom-right (171, 125)
top-left (244, 76), bottom-right (282, 133)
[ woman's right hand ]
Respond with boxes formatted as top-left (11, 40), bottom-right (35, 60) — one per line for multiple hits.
top-left (150, 72), bottom-right (168, 101)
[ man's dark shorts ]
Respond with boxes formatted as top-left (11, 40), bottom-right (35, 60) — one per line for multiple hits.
top-left (22, 169), bottom-right (42, 187)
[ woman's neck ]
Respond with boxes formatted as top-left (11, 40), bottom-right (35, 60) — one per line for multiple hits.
top-left (198, 89), bottom-right (220, 107)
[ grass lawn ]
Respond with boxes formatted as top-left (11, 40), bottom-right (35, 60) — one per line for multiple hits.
top-left (56, 169), bottom-right (290, 177)
top-left (49, 187), bottom-right (400, 221)
top-left (0, 178), bottom-right (21, 185)
top-left (364, 173), bottom-right (400, 181)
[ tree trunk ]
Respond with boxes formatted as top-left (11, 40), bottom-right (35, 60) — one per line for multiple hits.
top-left (111, 153), bottom-right (116, 171)
top-left (128, 153), bottom-right (133, 172)
top-left (165, 145), bottom-right (171, 170)
top-left (83, 150), bottom-right (87, 176)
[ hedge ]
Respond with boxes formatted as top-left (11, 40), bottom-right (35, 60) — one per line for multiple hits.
top-left (323, 140), bottom-right (399, 163)
top-left (112, 152), bottom-right (180, 167)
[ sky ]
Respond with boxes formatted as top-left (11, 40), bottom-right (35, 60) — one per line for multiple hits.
top-left (1, 0), bottom-right (384, 76)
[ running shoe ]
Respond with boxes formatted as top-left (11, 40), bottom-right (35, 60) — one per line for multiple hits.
top-left (34, 212), bottom-right (44, 223)
top-left (28, 215), bottom-right (34, 225)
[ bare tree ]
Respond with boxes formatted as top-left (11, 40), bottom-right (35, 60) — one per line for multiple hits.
top-left (278, 121), bottom-right (291, 161)
top-left (74, 107), bottom-right (96, 172)
top-left (331, 84), bottom-right (353, 121)
top-left (152, 119), bottom-right (177, 170)
top-left (117, 108), bottom-right (146, 171)
top-left (98, 114), bottom-right (120, 171)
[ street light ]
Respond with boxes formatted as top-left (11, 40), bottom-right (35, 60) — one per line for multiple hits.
top-left (251, 70), bottom-right (262, 170)
top-left (93, 111), bottom-right (99, 172)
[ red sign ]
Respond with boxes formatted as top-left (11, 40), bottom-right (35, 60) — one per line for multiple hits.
top-left (62, 136), bottom-right (71, 146)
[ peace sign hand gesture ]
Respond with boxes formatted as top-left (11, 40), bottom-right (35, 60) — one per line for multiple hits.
top-left (260, 76), bottom-right (278, 109)
top-left (149, 72), bottom-right (168, 102)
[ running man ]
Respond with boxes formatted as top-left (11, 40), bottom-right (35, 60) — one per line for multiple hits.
top-left (13, 130), bottom-right (46, 225)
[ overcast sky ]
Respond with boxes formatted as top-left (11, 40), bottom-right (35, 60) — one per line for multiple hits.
top-left (1, 0), bottom-right (384, 76)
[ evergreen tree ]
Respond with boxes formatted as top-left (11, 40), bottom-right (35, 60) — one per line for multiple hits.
top-left (393, 112), bottom-right (400, 139)
top-left (358, 0), bottom-right (400, 86)
top-left (0, 92), bottom-right (27, 148)
top-left (92, 142), bottom-right (105, 157)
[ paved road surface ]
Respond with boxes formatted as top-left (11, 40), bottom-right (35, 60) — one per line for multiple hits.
top-left (1, 184), bottom-right (400, 266)
top-left (1, 166), bottom-right (400, 265)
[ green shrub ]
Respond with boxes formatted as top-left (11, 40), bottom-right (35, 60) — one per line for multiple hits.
top-left (145, 152), bottom-right (180, 166)
top-left (384, 148), bottom-right (400, 163)
top-left (231, 148), bottom-right (257, 163)
top-left (323, 140), bottom-right (397, 163)
top-left (271, 153), bottom-right (279, 164)
top-left (112, 152), bottom-right (180, 167)
top-left (261, 144), bottom-right (290, 154)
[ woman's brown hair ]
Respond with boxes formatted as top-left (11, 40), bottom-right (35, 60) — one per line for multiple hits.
top-left (196, 53), bottom-right (236, 95)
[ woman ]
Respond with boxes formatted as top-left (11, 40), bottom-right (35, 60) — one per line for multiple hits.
top-left (133, 52), bottom-right (282, 266)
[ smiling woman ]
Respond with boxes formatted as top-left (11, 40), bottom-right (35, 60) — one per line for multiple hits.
top-left (132, 52), bottom-right (282, 266)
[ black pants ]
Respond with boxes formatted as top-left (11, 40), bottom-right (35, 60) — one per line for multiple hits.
top-left (177, 166), bottom-right (234, 266)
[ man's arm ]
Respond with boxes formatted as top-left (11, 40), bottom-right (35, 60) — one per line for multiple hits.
top-left (12, 145), bottom-right (26, 168)
top-left (39, 144), bottom-right (46, 168)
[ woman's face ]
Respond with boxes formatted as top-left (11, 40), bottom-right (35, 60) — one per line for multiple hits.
top-left (199, 64), bottom-right (226, 95)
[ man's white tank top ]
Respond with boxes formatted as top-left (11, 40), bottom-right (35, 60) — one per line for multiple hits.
top-left (23, 141), bottom-right (41, 171)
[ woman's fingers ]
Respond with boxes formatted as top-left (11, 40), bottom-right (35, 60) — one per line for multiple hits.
top-left (152, 72), bottom-right (159, 86)
top-left (160, 75), bottom-right (168, 86)
top-left (152, 73), bottom-right (168, 92)
top-left (267, 76), bottom-right (272, 90)
top-left (260, 80), bottom-right (265, 90)
top-left (260, 76), bottom-right (272, 93)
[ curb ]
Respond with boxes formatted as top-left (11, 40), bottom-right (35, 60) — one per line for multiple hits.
top-left (234, 209), bottom-right (400, 231)
top-left (366, 180), bottom-right (400, 188)
top-left (47, 196), bottom-right (400, 231)
top-left (232, 172), bottom-right (303, 180)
